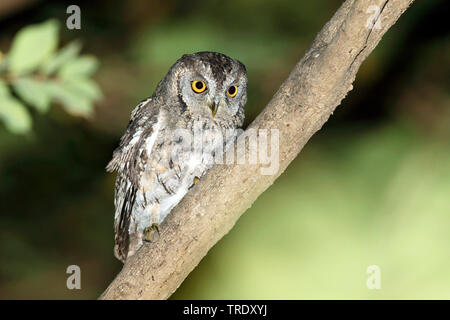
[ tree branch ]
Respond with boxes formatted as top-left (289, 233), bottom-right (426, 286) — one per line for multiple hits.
top-left (100, 0), bottom-right (415, 300)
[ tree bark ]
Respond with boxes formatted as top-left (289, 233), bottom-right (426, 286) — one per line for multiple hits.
top-left (100, 0), bottom-right (415, 300)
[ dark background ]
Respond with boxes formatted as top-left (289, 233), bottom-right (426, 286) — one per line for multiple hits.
top-left (0, 0), bottom-right (448, 299)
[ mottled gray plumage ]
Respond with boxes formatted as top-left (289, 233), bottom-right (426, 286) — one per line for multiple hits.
top-left (107, 52), bottom-right (247, 262)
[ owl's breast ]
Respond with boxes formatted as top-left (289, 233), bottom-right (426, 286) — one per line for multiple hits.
top-left (132, 132), bottom-right (215, 231)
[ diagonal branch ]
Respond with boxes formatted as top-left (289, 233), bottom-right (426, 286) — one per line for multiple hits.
top-left (100, 0), bottom-right (415, 300)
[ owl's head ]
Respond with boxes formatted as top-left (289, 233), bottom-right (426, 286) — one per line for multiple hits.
top-left (158, 52), bottom-right (247, 124)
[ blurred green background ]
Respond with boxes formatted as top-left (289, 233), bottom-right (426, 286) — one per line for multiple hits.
top-left (0, 0), bottom-right (449, 299)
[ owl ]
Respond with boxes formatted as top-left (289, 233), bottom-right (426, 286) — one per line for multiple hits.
top-left (106, 52), bottom-right (248, 262)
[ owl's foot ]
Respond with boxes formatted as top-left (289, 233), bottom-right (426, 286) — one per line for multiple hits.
top-left (189, 176), bottom-right (200, 190)
top-left (144, 223), bottom-right (160, 242)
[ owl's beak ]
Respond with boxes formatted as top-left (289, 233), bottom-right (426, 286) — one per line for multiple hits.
top-left (209, 101), bottom-right (218, 118)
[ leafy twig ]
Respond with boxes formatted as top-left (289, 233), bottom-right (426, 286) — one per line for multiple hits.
top-left (0, 19), bottom-right (101, 134)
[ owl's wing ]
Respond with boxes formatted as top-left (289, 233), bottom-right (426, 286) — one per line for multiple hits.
top-left (106, 97), bottom-right (160, 262)
top-left (106, 97), bottom-right (153, 173)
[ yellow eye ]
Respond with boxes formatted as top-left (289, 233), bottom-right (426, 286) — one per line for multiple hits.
top-left (191, 80), bottom-right (207, 93)
top-left (227, 85), bottom-right (238, 98)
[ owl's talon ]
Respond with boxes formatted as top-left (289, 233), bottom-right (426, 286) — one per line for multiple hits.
top-left (189, 176), bottom-right (200, 190)
top-left (144, 223), bottom-right (160, 242)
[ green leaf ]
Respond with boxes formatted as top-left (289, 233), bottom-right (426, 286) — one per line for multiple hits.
top-left (8, 19), bottom-right (60, 75)
top-left (0, 79), bottom-right (9, 96)
top-left (0, 94), bottom-right (32, 134)
top-left (13, 78), bottom-right (51, 113)
top-left (58, 55), bottom-right (99, 79)
top-left (40, 40), bottom-right (82, 75)
top-left (45, 81), bottom-right (93, 117)
top-left (63, 78), bottom-right (103, 101)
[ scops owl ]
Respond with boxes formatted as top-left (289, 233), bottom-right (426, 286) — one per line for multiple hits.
top-left (106, 52), bottom-right (248, 262)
